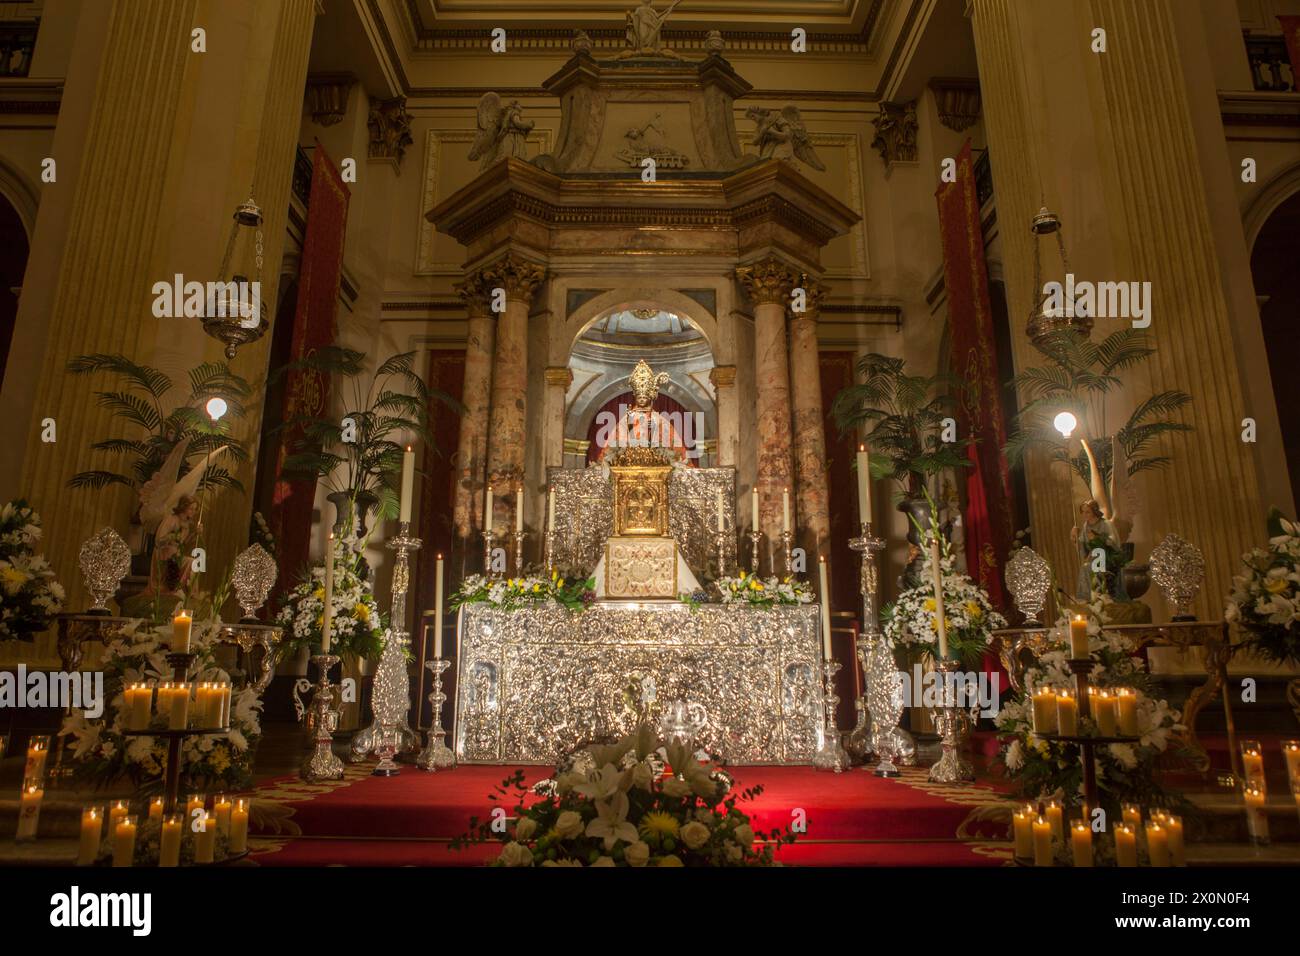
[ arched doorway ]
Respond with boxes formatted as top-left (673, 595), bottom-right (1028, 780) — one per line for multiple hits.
top-left (0, 193), bottom-right (31, 392)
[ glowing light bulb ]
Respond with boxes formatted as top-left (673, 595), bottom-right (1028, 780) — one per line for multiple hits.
top-left (205, 397), bottom-right (228, 421)
top-left (1053, 411), bottom-right (1077, 438)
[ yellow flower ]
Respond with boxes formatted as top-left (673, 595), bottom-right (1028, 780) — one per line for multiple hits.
top-left (558, 578), bottom-right (565, 588)
top-left (0, 566), bottom-right (30, 595)
top-left (352, 603), bottom-right (370, 622)
top-left (657, 855), bottom-right (684, 867)
top-left (638, 811), bottom-right (680, 840)
top-left (532, 583), bottom-right (541, 593)
top-left (1264, 577), bottom-right (1290, 595)
top-left (313, 587), bottom-right (325, 600)
top-left (924, 598), bottom-right (936, 612)
top-left (750, 580), bottom-right (764, 591)
top-left (738, 571), bottom-right (747, 580)
top-left (966, 601), bottom-right (982, 619)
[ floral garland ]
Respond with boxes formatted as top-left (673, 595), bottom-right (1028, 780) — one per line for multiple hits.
top-left (882, 533), bottom-right (1005, 664)
top-left (994, 596), bottom-right (1187, 816)
top-left (711, 571), bottom-right (813, 608)
top-left (1225, 510), bottom-right (1300, 666)
top-left (453, 724), bottom-right (795, 867)
top-left (276, 536), bottom-right (385, 659)
top-left (0, 500), bottom-right (65, 639)
top-left (61, 616), bottom-right (263, 792)
top-left (452, 569), bottom-right (597, 613)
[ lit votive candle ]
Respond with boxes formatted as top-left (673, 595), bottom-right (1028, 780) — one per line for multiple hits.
top-left (1056, 690), bottom-right (1078, 736)
top-left (186, 793), bottom-right (207, 836)
top-left (1114, 823), bottom-right (1138, 867)
top-left (148, 795), bottom-right (164, 824)
top-left (1243, 785), bottom-right (1269, 845)
top-left (1032, 815), bottom-right (1054, 866)
top-left (1163, 813), bottom-right (1186, 867)
top-left (1032, 686), bottom-right (1058, 735)
top-left (213, 793), bottom-right (233, 836)
top-left (1068, 614), bottom-right (1089, 660)
top-left (194, 812), bottom-right (216, 864)
top-left (78, 805), bottom-right (103, 866)
top-left (218, 682), bottom-right (232, 727)
top-left (1116, 688), bottom-right (1139, 737)
top-left (1012, 804), bottom-right (1034, 860)
top-left (172, 609), bottom-right (193, 652)
top-left (169, 681), bottom-right (191, 730)
top-left (1094, 690), bottom-right (1118, 737)
top-left (194, 683), bottom-right (212, 728)
top-left (112, 815), bottom-right (138, 868)
top-left (109, 799), bottom-right (129, 831)
top-left (1122, 803), bottom-right (1143, 828)
top-left (1282, 740), bottom-right (1300, 785)
top-left (24, 734), bottom-right (48, 782)
top-left (1145, 820), bottom-right (1170, 867)
top-left (1240, 740), bottom-right (1265, 789)
top-left (16, 782), bottom-right (43, 841)
top-left (125, 683), bottom-right (153, 731)
top-left (1045, 800), bottom-right (1064, 843)
top-left (159, 813), bottom-right (182, 868)
top-left (229, 797), bottom-right (250, 855)
top-left (1070, 820), bottom-right (1093, 867)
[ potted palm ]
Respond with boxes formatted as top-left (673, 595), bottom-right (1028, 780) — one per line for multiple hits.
top-left (831, 353), bottom-right (973, 577)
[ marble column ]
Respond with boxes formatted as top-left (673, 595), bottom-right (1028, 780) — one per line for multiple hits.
top-left (543, 366), bottom-right (572, 475)
top-left (788, 279), bottom-right (831, 559)
top-left (709, 365), bottom-right (737, 469)
top-left (735, 257), bottom-right (799, 563)
top-left (451, 273), bottom-right (495, 544)
top-left (482, 253), bottom-right (546, 525)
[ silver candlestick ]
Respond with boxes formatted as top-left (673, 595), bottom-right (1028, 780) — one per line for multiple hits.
top-left (544, 528), bottom-right (556, 571)
top-left (749, 530), bottom-right (762, 574)
top-left (351, 521), bottom-right (421, 773)
top-left (927, 658), bottom-right (976, 783)
top-left (482, 528), bottom-right (497, 577)
top-left (416, 658), bottom-right (456, 771)
top-left (812, 659), bottom-right (849, 772)
top-left (778, 529), bottom-right (794, 577)
top-left (512, 529), bottom-right (525, 576)
top-left (292, 654), bottom-right (345, 782)
top-left (714, 528), bottom-right (728, 577)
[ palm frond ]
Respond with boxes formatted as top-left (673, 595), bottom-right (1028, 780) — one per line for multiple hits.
top-left (68, 470), bottom-right (135, 490)
top-left (95, 391), bottom-right (162, 431)
top-left (67, 353), bottom-right (171, 398)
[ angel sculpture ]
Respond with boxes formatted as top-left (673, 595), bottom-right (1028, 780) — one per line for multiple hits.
top-left (468, 93), bottom-right (534, 172)
top-left (138, 438), bottom-right (227, 593)
top-left (747, 105), bottom-right (826, 172)
top-left (620, 0), bottom-right (685, 59)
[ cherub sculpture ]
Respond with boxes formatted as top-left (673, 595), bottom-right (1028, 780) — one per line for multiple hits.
top-left (747, 105), bottom-right (826, 171)
top-left (468, 93), bottom-right (534, 172)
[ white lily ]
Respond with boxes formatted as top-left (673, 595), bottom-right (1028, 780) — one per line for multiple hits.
top-left (573, 762), bottom-right (631, 801)
top-left (585, 791), bottom-right (638, 850)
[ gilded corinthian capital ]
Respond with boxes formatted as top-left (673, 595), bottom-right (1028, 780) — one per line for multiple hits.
top-left (735, 257), bottom-right (801, 306)
top-left (476, 253), bottom-right (547, 304)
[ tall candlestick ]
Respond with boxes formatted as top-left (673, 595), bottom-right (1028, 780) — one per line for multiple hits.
top-left (515, 488), bottom-right (524, 533)
top-left (78, 806), bottom-right (103, 866)
top-left (434, 553), bottom-right (445, 659)
top-left (399, 444), bottom-right (415, 523)
top-left (782, 487), bottom-right (791, 534)
top-left (322, 533), bottom-right (334, 655)
top-left (929, 536), bottom-right (949, 660)
top-left (716, 488), bottom-right (724, 533)
top-left (484, 485), bottom-right (494, 535)
top-left (856, 444), bottom-right (872, 522)
top-left (171, 609), bottom-right (193, 653)
top-left (818, 556), bottom-right (832, 660)
top-left (751, 488), bottom-right (759, 530)
top-left (547, 486), bottom-right (556, 537)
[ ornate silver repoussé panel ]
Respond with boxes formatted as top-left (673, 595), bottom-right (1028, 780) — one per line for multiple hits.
top-left (454, 601), bottom-right (825, 765)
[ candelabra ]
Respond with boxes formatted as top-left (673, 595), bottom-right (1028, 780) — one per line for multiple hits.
top-left (749, 530), bottom-right (762, 574)
top-left (482, 528), bottom-right (497, 577)
top-left (416, 658), bottom-right (456, 771)
top-left (812, 659), bottom-right (849, 772)
top-left (714, 528), bottom-right (729, 577)
top-left (292, 654), bottom-right (345, 782)
top-left (351, 521), bottom-right (421, 774)
top-left (927, 659), bottom-right (976, 783)
top-left (512, 529), bottom-right (525, 576)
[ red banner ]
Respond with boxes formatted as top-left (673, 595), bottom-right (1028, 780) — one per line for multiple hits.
top-left (1280, 17), bottom-right (1300, 80)
top-left (271, 143), bottom-right (350, 575)
top-left (935, 140), bottom-right (1014, 611)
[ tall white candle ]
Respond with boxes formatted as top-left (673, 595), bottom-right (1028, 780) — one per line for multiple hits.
top-left (484, 485), bottom-right (494, 535)
top-left (856, 444), bottom-right (872, 524)
top-left (930, 535), bottom-right (949, 660)
top-left (322, 532), bottom-right (334, 655)
top-left (751, 488), bottom-right (759, 530)
top-left (716, 489), bottom-right (724, 532)
top-left (515, 488), bottom-right (524, 533)
top-left (782, 487), bottom-right (791, 534)
top-left (399, 445), bottom-right (415, 523)
top-left (818, 556), bottom-right (832, 660)
top-left (434, 554), bottom-right (445, 659)
top-left (547, 486), bottom-right (556, 535)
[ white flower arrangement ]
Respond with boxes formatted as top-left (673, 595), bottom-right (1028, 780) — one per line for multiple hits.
top-left (275, 535), bottom-right (385, 658)
top-left (1225, 510), bottom-right (1300, 665)
top-left (452, 570), bottom-right (596, 613)
top-left (713, 571), bottom-right (813, 608)
top-left (61, 616), bottom-right (263, 790)
top-left (0, 500), bottom-right (65, 638)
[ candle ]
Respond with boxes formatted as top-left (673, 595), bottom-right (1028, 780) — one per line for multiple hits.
top-left (484, 485), bottom-right (494, 535)
top-left (229, 798), bottom-right (250, 854)
top-left (929, 535), bottom-right (949, 660)
top-left (214, 793), bottom-right (233, 836)
top-left (1045, 800), bottom-right (1064, 843)
top-left (1031, 816), bottom-right (1053, 866)
top-left (1068, 614), bottom-right (1089, 659)
top-left (1145, 820), bottom-right (1170, 867)
top-left (126, 683), bottom-right (153, 731)
top-left (782, 487), bottom-right (790, 534)
top-left (547, 486), bottom-right (556, 539)
top-left (148, 796), bottom-right (164, 824)
top-left (818, 556), bottom-right (832, 660)
top-left (434, 554), bottom-right (445, 659)
top-left (112, 815), bottom-right (138, 867)
top-left (1070, 820), bottom-right (1093, 867)
top-left (1012, 805), bottom-right (1034, 859)
top-left (172, 609), bottom-right (193, 652)
top-left (159, 814), bottom-right (182, 868)
top-left (195, 811), bottom-right (216, 864)
top-left (1031, 685), bottom-right (1058, 734)
top-left (856, 444), bottom-right (871, 523)
top-left (1243, 785), bottom-right (1269, 844)
top-left (78, 806), bottom-right (103, 866)
top-left (751, 488), bottom-right (759, 531)
top-left (1114, 823), bottom-right (1137, 867)
top-left (219, 682), bottom-right (232, 727)
top-left (168, 681), bottom-right (191, 730)
top-left (24, 735), bottom-right (48, 782)
top-left (1240, 740), bottom-right (1265, 788)
top-left (322, 533), bottom-right (334, 655)
top-left (1283, 740), bottom-right (1300, 785)
top-left (716, 488), bottom-right (724, 533)
top-left (1122, 803), bottom-right (1142, 828)
top-left (1056, 690), bottom-right (1078, 736)
top-left (1163, 813), bottom-right (1186, 866)
top-left (1095, 690), bottom-right (1117, 737)
top-left (16, 782), bottom-right (43, 840)
top-left (515, 488), bottom-right (524, 533)
top-left (195, 683), bottom-right (212, 728)
top-left (399, 444), bottom-right (415, 523)
top-left (109, 800), bottom-right (129, 831)
top-left (186, 793), bottom-right (207, 834)
top-left (1116, 688), bottom-right (1139, 737)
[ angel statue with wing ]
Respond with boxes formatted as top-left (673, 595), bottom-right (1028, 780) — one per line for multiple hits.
top-left (747, 105), bottom-right (827, 172)
top-left (138, 437), bottom-right (228, 596)
top-left (620, 0), bottom-right (685, 59)
top-left (468, 93), bottom-right (534, 172)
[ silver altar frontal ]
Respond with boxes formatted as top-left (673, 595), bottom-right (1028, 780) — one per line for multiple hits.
top-left (454, 601), bottom-right (827, 765)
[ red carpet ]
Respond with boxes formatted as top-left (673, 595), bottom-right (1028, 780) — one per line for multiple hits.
top-left (245, 763), bottom-right (1015, 867)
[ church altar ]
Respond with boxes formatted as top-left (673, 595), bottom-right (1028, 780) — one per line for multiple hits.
top-left (452, 601), bottom-right (827, 765)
